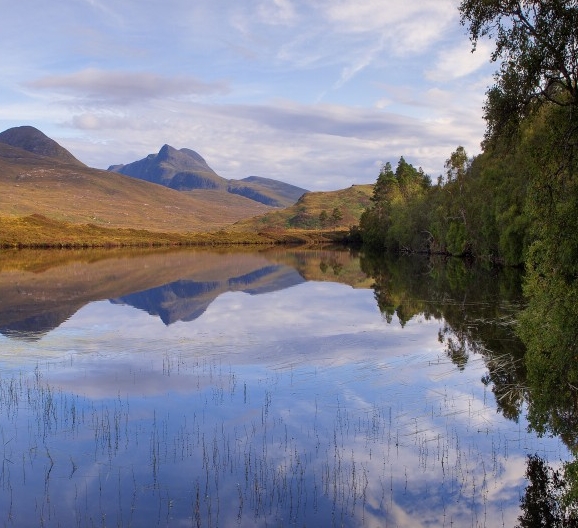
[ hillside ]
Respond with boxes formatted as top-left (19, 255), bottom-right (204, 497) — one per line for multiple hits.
top-left (0, 126), bottom-right (86, 167)
top-left (0, 125), bottom-right (366, 246)
top-left (231, 184), bottom-right (373, 231)
top-left (109, 145), bottom-right (308, 208)
top-left (0, 136), bottom-right (271, 233)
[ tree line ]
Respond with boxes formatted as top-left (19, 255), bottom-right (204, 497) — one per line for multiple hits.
top-left (358, 0), bottom-right (577, 271)
top-left (356, 143), bottom-right (534, 266)
top-left (357, 1), bottom-right (578, 522)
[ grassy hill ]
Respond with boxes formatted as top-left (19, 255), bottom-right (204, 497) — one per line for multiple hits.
top-left (0, 126), bottom-right (369, 247)
top-left (231, 184), bottom-right (373, 232)
top-left (0, 142), bottom-right (271, 234)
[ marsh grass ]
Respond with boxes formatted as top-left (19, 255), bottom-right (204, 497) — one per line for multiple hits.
top-left (0, 346), bottom-right (564, 527)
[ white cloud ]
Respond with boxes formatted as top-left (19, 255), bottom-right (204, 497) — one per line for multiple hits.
top-left (322, 0), bottom-right (456, 44)
top-left (426, 40), bottom-right (494, 82)
top-left (26, 69), bottom-right (229, 105)
top-left (256, 0), bottom-right (298, 25)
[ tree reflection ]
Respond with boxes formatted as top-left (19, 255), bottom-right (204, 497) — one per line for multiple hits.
top-left (517, 455), bottom-right (578, 528)
top-left (360, 252), bottom-right (527, 420)
top-left (518, 276), bottom-right (578, 450)
top-left (361, 251), bottom-right (578, 518)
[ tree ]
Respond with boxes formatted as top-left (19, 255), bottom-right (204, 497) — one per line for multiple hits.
top-left (444, 146), bottom-right (469, 186)
top-left (517, 455), bottom-right (578, 527)
top-left (331, 207), bottom-right (343, 225)
top-left (359, 157), bottom-right (431, 251)
top-left (319, 210), bottom-right (328, 227)
top-left (459, 0), bottom-right (578, 145)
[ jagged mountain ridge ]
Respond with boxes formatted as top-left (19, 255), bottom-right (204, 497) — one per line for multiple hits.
top-left (109, 145), bottom-right (309, 208)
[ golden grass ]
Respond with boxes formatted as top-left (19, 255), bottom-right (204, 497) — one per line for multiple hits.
top-left (0, 154), bottom-right (271, 233)
top-left (0, 215), bottom-right (348, 248)
top-left (0, 149), bottom-right (361, 248)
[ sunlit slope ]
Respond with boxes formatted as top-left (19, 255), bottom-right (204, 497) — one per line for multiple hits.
top-left (232, 184), bottom-right (373, 231)
top-left (0, 143), bottom-right (271, 232)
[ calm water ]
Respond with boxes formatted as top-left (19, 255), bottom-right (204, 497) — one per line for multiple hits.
top-left (0, 248), bottom-right (569, 527)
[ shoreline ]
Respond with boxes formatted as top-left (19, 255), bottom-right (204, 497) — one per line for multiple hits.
top-left (0, 214), bottom-right (349, 249)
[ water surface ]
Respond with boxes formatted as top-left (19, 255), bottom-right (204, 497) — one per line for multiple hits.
top-left (0, 248), bottom-right (569, 527)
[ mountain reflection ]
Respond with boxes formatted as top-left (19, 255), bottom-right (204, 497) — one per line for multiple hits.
top-left (110, 265), bottom-right (304, 325)
top-left (0, 247), bottom-right (364, 338)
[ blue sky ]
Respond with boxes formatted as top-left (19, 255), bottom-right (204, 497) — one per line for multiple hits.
top-left (1, 0), bottom-right (496, 190)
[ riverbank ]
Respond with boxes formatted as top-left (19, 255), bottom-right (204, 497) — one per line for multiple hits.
top-left (0, 214), bottom-right (350, 248)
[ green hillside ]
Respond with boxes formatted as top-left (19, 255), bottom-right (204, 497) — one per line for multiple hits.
top-left (232, 184), bottom-right (373, 231)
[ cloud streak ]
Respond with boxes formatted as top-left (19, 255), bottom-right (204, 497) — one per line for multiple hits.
top-left (26, 69), bottom-right (229, 105)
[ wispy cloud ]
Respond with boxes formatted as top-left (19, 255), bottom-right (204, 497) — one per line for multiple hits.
top-left (256, 0), bottom-right (298, 25)
top-left (26, 69), bottom-right (229, 105)
top-left (425, 40), bottom-right (494, 82)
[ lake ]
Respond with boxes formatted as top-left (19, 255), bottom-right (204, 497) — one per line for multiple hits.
top-left (0, 247), bottom-right (570, 527)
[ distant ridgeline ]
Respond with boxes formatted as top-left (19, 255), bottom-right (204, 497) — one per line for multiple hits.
top-left (108, 144), bottom-right (308, 208)
top-left (0, 125), bottom-right (311, 238)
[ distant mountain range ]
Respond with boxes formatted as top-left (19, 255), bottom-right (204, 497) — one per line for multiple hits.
top-left (0, 126), bottom-right (373, 241)
top-left (109, 144), bottom-right (308, 207)
top-left (0, 126), bottom-right (308, 232)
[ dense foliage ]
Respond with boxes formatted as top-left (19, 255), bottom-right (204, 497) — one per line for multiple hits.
top-left (358, 0), bottom-right (578, 510)
top-left (360, 0), bottom-right (577, 267)
top-left (358, 145), bottom-right (532, 265)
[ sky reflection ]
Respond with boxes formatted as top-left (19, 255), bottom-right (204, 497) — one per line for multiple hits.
top-left (0, 250), bottom-right (570, 527)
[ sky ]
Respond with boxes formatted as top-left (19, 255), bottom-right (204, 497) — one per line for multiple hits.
top-left (0, 0), bottom-right (497, 191)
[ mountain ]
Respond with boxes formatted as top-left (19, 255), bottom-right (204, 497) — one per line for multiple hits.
top-left (0, 125), bottom-right (85, 167)
top-left (108, 144), bottom-right (223, 190)
top-left (232, 184), bottom-right (374, 231)
top-left (109, 145), bottom-right (308, 208)
top-left (0, 128), bottom-right (271, 233)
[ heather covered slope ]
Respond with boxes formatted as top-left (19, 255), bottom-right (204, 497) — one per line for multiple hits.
top-left (0, 125), bottom-right (349, 247)
top-left (0, 141), bottom-right (271, 233)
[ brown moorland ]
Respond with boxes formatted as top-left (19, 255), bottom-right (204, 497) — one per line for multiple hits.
top-left (0, 142), bottom-right (272, 233)
top-left (0, 127), bottom-right (371, 247)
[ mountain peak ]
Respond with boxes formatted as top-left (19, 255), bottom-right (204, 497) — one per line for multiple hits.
top-left (156, 144), bottom-right (209, 170)
top-left (0, 126), bottom-right (85, 166)
top-left (157, 144), bottom-right (176, 160)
